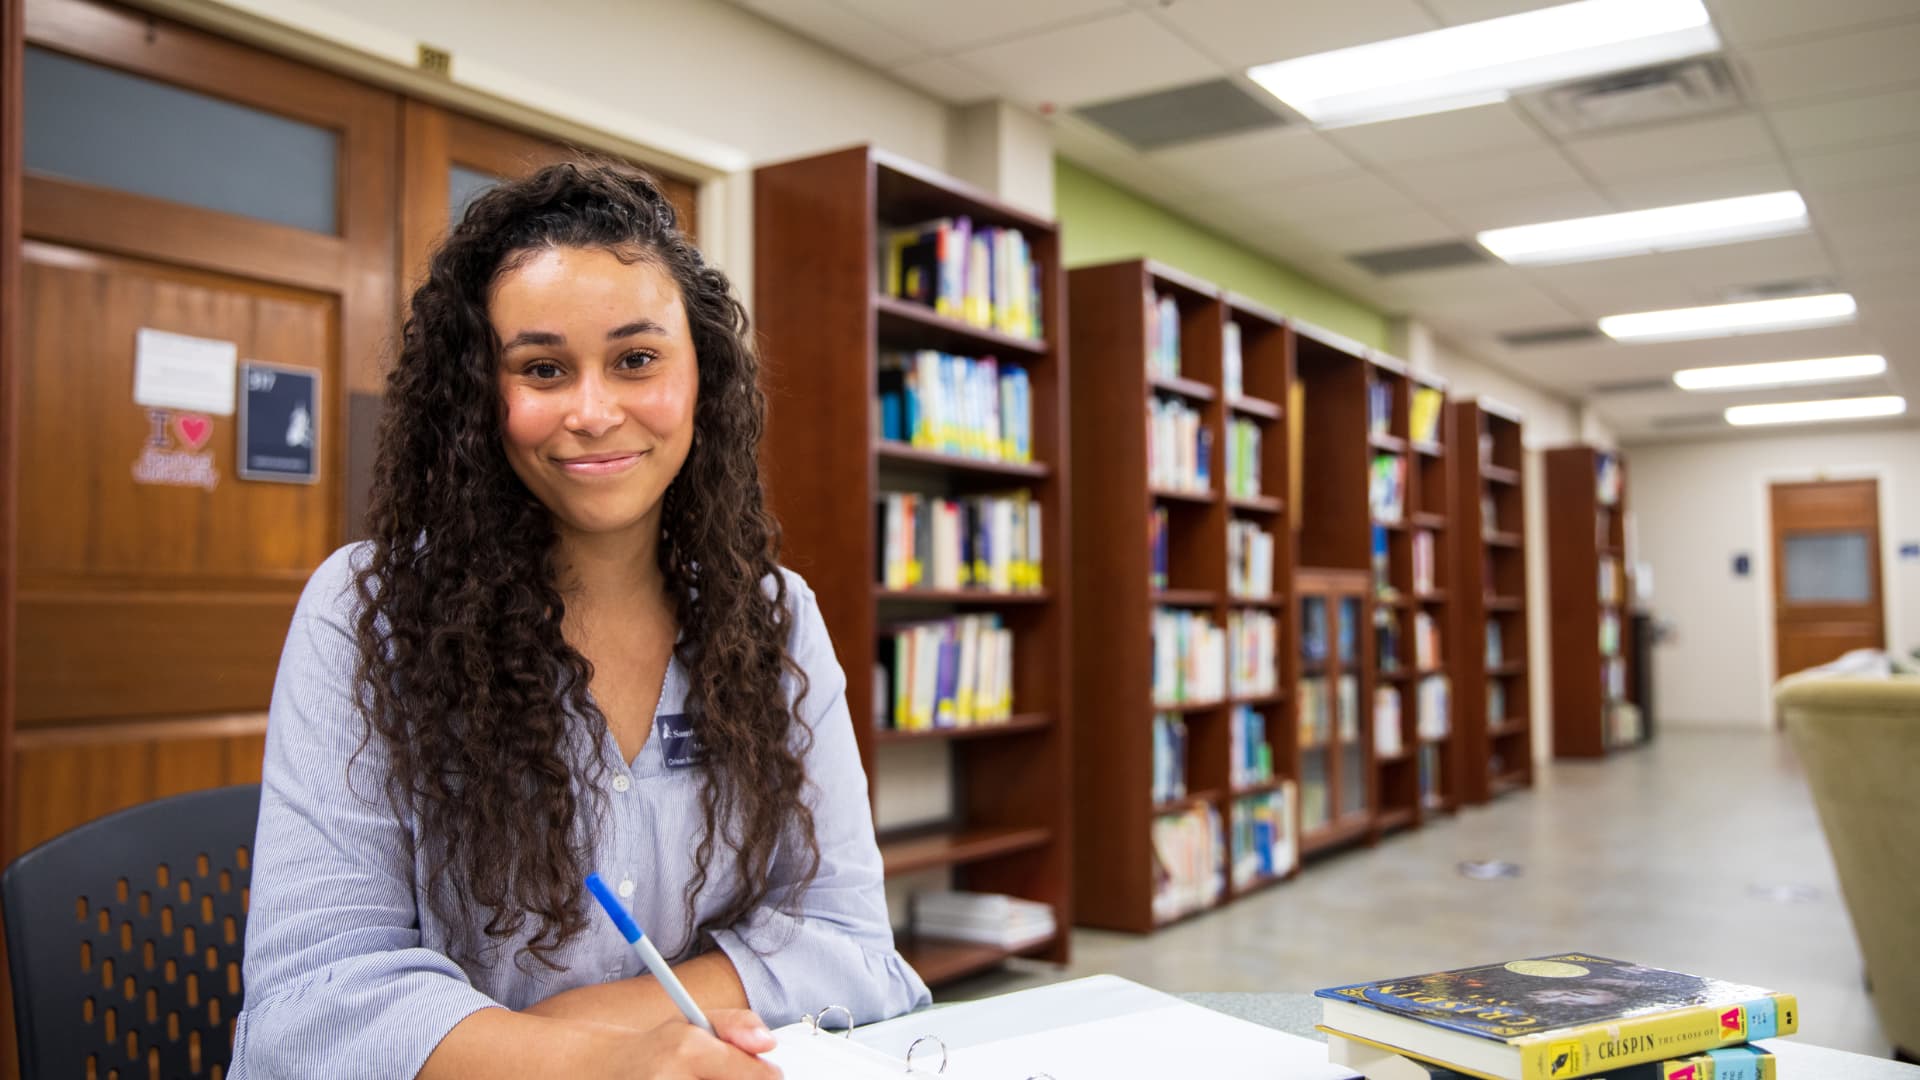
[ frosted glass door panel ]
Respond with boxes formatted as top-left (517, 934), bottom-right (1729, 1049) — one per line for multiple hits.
top-left (449, 164), bottom-right (502, 226)
top-left (24, 47), bottom-right (338, 233)
top-left (1784, 531), bottom-right (1872, 603)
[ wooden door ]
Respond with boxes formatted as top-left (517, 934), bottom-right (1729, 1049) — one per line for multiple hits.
top-left (11, 0), bottom-right (397, 852)
top-left (1769, 478), bottom-right (1884, 684)
top-left (400, 101), bottom-right (700, 292)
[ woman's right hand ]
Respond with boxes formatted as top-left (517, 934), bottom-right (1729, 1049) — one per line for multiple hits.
top-left (602, 1009), bottom-right (781, 1079)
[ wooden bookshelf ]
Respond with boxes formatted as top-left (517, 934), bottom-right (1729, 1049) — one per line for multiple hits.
top-left (1294, 325), bottom-right (1457, 845)
top-left (1295, 568), bottom-right (1372, 855)
top-left (1449, 400), bottom-right (1535, 803)
top-left (1067, 261), bottom-right (1298, 932)
top-left (753, 146), bottom-right (1070, 981)
top-left (1546, 445), bottom-right (1637, 758)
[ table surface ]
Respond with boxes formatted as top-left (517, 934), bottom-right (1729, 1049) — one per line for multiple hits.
top-left (1179, 991), bottom-right (1920, 1080)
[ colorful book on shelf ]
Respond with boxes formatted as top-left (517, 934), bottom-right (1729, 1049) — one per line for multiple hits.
top-left (1317, 954), bottom-right (1798, 1080)
top-left (1369, 381), bottom-right (1394, 437)
top-left (881, 615), bottom-right (1013, 731)
top-left (1374, 687), bottom-right (1403, 756)
top-left (1372, 454), bottom-right (1407, 522)
top-left (881, 217), bottom-right (1042, 340)
top-left (1223, 319), bottom-right (1244, 399)
top-left (1152, 712), bottom-right (1189, 805)
top-left (1151, 802), bottom-right (1224, 922)
top-left (1328, 1032), bottom-right (1777, 1080)
top-left (1229, 782), bottom-right (1297, 887)
top-left (1411, 387), bottom-right (1444, 445)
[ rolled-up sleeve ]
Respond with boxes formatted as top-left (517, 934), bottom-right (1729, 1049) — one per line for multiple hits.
top-left (709, 574), bottom-right (932, 1026)
top-left (231, 547), bottom-right (498, 1080)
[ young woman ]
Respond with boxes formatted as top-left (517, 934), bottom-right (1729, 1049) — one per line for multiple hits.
top-left (233, 162), bottom-right (930, 1079)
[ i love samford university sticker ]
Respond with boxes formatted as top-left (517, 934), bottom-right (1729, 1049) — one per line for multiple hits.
top-left (133, 408), bottom-right (219, 491)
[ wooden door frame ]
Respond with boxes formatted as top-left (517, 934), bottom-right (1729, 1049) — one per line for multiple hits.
top-left (3, 0), bottom-right (23, 877)
top-left (1754, 465), bottom-right (1899, 722)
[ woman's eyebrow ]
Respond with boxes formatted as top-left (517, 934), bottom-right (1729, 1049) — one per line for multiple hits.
top-left (503, 329), bottom-right (564, 349)
top-left (607, 318), bottom-right (669, 340)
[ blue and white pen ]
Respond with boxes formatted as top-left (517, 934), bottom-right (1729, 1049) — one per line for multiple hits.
top-left (584, 872), bottom-right (715, 1035)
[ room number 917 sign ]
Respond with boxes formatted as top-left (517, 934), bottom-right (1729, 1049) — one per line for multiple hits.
top-left (238, 361), bottom-right (319, 483)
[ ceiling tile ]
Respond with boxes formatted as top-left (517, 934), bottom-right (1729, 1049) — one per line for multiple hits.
top-left (1653, 233), bottom-right (1837, 294)
top-left (1562, 114), bottom-right (1777, 185)
top-left (886, 55), bottom-right (1000, 104)
top-left (1791, 137), bottom-right (1920, 193)
top-left (1425, 0), bottom-right (1564, 24)
top-left (1146, 126), bottom-right (1359, 191)
top-left (1384, 145), bottom-right (1588, 203)
top-left (1438, 185), bottom-right (1618, 232)
top-left (1262, 169), bottom-right (1427, 221)
top-left (1149, 0), bottom-right (1438, 69)
top-left (1765, 86), bottom-right (1920, 154)
top-left (1738, 21), bottom-right (1920, 105)
top-left (837, 0), bottom-right (1128, 55)
top-left (1291, 207), bottom-right (1462, 253)
top-left (1601, 159), bottom-right (1795, 208)
top-left (1804, 181), bottom-right (1920, 233)
top-left (951, 11), bottom-right (1221, 108)
top-left (1322, 101), bottom-right (1548, 166)
top-left (1525, 260), bottom-right (1698, 320)
top-left (740, 0), bottom-right (929, 66)
top-left (1707, 0), bottom-right (1920, 47)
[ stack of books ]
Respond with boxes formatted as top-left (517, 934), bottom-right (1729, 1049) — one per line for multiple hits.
top-left (882, 217), bottom-right (1042, 341)
top-left (911, 891), bottom-right (1055, 951)
top-left (1318, 953), bottom-right (1796, 1080)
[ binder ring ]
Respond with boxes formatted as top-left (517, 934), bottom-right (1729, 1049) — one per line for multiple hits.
top-left (905, 1034), bottom-right (948, 1074)
top-left (808, 1004), bottom-right (855, 1038)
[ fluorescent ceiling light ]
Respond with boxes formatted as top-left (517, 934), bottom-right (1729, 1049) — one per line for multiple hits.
top-left (1599, 294), bottom-right (1857, 343)
top-left (1725, 396), bottom-right (1906, 426)
top-left (1246, 0), bottom-right (1719, 128)
top-left (1479, 192), bottom-right (1807, 265)
top-left (1674, 354), bottom-right (1886, 391)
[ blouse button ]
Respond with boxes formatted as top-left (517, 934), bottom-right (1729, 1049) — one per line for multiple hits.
top-left (618, 878), bottom-right (636, 899)
top-left (613, 774), bottom-right (631, 793)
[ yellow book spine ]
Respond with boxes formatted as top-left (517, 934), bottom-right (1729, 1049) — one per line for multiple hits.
top-left (1517, 995), bottom-right (1798, 1080)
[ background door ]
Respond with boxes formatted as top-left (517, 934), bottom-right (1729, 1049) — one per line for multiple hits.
top-left (11, 0), bottom-right (398, 851)
top-left (1769, 478), bottom-right (1885, 684)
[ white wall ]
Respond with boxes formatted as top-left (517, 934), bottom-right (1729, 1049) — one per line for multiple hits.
top-left (1631, 426), bottom-right (1920, 728)
top-left (214, 0), bottom-right (954, 169)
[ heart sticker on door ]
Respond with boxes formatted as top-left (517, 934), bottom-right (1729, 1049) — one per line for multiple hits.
top-left (174, 413), bottom-right (213, 450)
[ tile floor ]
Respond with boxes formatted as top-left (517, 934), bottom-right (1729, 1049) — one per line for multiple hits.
top-left (940, 729), bottom-right (1893, 1057)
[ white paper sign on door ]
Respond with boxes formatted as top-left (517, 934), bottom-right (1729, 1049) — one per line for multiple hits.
top-left (134, 328), bottom-right (238, 416)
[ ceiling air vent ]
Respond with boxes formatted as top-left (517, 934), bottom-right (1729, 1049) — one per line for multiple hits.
top-left (1591, 377), bottom-right (1677, 395)
top-left (1721, 277), bottom-right (1840, 303)
top-left (1350, 241), bottom-right (1490, 276)
top-left (1074, 79), bottom-right (1289, 151)
top-left (1518, 55), bottom-right (1745, 137)
top-left (1499, 325), bottom-right (1602, 348)
top-left (1653, 412), bottom-right (1731, 430)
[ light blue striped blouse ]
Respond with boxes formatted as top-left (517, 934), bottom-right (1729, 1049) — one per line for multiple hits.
top-left (231, 544), bottom-right (930, 1079)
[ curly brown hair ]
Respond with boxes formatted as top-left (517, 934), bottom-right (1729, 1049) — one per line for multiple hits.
top-left (353, 160), bottom-right (818, 970)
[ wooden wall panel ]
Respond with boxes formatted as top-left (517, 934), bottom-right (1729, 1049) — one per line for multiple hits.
top-left (11, 716), bottom-right (267, 853)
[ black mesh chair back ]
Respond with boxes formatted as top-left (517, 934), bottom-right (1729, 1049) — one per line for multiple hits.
top-left (4, 784), bottom-right (261, 1080)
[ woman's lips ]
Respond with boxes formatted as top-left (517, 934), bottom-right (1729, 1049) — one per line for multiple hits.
top-left (557, 451), bottom-right (645, 475)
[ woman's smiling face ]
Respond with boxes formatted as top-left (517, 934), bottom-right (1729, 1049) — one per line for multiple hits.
top-left (491, 245), bottom-right (698, 541)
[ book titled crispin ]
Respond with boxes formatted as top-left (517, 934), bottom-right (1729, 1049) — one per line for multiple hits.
top-left (1315, 953), bottom-right (1798, 1080)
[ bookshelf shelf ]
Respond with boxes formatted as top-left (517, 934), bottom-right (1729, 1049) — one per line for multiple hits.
top-left (1451, 400), bottom-right (1535, 806)
top-left (1229, 494), bottom-right (1285, 515)
top-left (756, 146), bottom-right (1071, 982)
top-left (873, 293), bottom-right (1047, 357)
top-left (1301, 815), bottom-right (1371, 856)
top-left (1376, 748), bottom-right (1412, 764)
top-left (1151, 486), bottom-right (1217, 505)
top-left (1370, 432), bottom-right (1408, 453)
top-left (1154, 588), bottom-right (1221, 607)
top-left (1149, 372), bottom-right (1217, 402)
top-left (874, 587), bottom-right (1052, 605)
top-left (874, 441), bottom-right (1052, 479)
top-left (1230, 777), bottom-right (1292, 798)
top-left (879, 824), bottom-right (1052, 875)
top-left (895, 935), bottom-right (1051, 986)
top-left (1227, 394), bottom-right (1283, 420)
top-left (1376, 806), bottom-right (1417, 833)
top-left (873, 713), bottom-right (1051, 745)
top-left (1547, 445), bottom-right (1640, 759)
top-left (1227, 594), bottom-right (1287, 609)
top-left (1415, 590), bottom-right (1448, 604)
top-left (1409, 511), bottom-right (1446, 529)
top-left (1071, 260), bottom-right (1298, 934)
top-left (1411, 441), bottom-right (1443, 458)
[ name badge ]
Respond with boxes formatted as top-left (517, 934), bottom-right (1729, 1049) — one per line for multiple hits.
top-left (655, 713), bottom-right (706, 769)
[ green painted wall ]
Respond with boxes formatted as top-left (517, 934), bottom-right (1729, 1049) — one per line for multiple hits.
top-left (1053, 157), bottom-right (1389, 350)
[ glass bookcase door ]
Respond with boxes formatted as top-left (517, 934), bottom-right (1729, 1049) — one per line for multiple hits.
top-left (1337, 673), bottom-right (1366, 818)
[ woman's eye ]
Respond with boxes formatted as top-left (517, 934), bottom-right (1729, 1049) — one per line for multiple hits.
top-left (619, 350), bottom-right (658, 370)
top-left (527, 361), bottom-right (563, 380)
